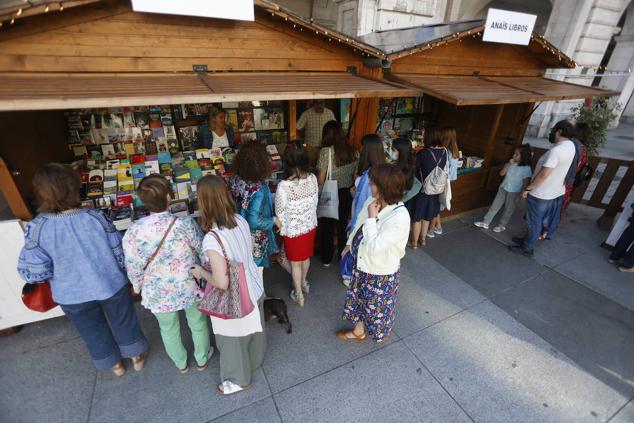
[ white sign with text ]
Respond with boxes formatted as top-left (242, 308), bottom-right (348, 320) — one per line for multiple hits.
top-left (482, 8), bottom-right (537, 46)
top-left (131, 0), bottom-right (254, 22)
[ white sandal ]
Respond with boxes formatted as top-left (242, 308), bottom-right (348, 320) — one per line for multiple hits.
top-left (217, 380), bottom-right (251, 395)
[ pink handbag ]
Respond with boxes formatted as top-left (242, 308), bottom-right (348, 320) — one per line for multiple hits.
top-left (197, 231), bottom-right (255, 319)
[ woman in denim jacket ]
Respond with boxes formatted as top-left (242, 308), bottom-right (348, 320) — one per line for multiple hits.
top-left (17, 164), bottom-right (149, 376)
top-left (228, 141), bottom-right (278, 272)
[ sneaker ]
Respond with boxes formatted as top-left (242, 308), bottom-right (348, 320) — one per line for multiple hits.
top-left (607, 258), bottom-right (618, 264)
top-left (433, 227), bottom-right (443, 235)
top-left (426, 231), bottom-right (435, 238)
top-left (323, 262), bottom-right (331, 267)
top-left (341, 277), bottom-right (351, 288)
top-left (474, 221), bottom-right (489, 229)
top-left (507, 245), bottom-right (533, 257)
top-left (492, 225), bottom-right (506, 233)
top-left (618, 266), bottom-right (634, 273)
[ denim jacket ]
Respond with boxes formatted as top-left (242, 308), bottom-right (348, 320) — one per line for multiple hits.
top-left (17, 209), bottom-right (128, 305)
top-left (196, 124), bottom-right (237, 149)
top-left (228, 176), bottom-right (278, 267)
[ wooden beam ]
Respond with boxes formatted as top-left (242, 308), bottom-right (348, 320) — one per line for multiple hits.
top-left (0, 157), bottom-right (32, 221)
top-left (288, 100), bottom-right (297, 140)
top-left (483, 105), bottom-right (504, 168)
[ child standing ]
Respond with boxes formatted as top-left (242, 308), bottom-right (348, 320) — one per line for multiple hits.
top-left (475, 144), bottom-right (532, 232)
top-left (275, 141), bottom-right (319, 307)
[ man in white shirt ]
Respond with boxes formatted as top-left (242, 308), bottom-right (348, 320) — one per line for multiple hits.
top-left (509, 120), bottom-right (576, 256)
top-left (297, 100), bottom-right (336, 166)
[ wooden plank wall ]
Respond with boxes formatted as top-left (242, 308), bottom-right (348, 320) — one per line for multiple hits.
top-left (0, 111), bottom-right (70, 209)
top-left (0, 3), bottom-right (364, 73)
top-left (391, 37), bottom-right (547, 77)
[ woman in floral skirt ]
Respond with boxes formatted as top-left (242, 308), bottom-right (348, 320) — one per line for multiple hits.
top-left (337, 164), bottom-right (410, 343)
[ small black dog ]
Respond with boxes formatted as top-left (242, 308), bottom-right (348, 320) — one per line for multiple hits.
top-left (263, 298), bottom-right (292, 334)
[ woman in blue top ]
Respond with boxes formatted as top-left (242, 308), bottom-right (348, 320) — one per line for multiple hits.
top-left (228, 141), bottom-right (278, 271)
top-left (475, 144), bottom-right (533, 232)
top-left (197, 107), bottom-right (237, 149)
top-left (17, 164), bottom-right (149, 377)
top-left (348, 134), bottom-right (386, 235)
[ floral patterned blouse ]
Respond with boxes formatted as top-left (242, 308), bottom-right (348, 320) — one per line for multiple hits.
top-left (123, 211), bottom-right (203, 313)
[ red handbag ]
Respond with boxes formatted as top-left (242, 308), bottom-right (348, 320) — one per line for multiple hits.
top-left (22, 282), bottom-right (57, 312)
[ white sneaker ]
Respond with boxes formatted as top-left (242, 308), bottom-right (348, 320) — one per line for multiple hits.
top-left (474, 221), bottom-right (489, 229)
top-left (217, 380), bottom-right (248, 395)
top-left (433, 227), bottom-right (443, 235)
top-left (341, 277), bottom-right (351, 288)
top-left (492, 225), bottom-right (506, 233)
top-left (426, 231), bottom-right (435, 238)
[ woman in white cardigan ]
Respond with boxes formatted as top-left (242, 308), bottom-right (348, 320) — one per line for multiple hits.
top-left (337, 164), bottom-right (410, 343)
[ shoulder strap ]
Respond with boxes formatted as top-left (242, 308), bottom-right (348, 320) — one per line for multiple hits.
top-left (143, 217), bottom-right (177, 271)
top-left (209, 230), bottom-right (231, 276)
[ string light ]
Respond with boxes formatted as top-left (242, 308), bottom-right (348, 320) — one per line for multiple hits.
top-left (60, 2), bottom-right (64, 11)
top-left (10, 18), bottom-right (14, 24)
top-left (16, 8), bottom-right (22, 16)
top-left (44, 4), bottom-right (50, 13)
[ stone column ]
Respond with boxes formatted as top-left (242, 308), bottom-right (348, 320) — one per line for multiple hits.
top-left (602, 2), bottom-right (634, 125)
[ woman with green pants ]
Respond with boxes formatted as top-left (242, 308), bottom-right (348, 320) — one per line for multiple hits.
top-left (123, 175), bottom-right (211, 373)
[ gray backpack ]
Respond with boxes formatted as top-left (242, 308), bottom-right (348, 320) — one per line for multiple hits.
top-left (421, 148), bottom-right (449, 195)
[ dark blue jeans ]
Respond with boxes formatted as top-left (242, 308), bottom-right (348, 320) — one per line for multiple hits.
top-left (523, 194), bottom-right (564, 252)
top-left (60, 285), bottom-right (148, 371)
top-left (609, 222), bottom-right (634, 268)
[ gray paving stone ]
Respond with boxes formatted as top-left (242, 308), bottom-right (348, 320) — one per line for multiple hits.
top-left (0, 314), bottom-right (79, 359)
top-left (394, 251), bottom-right (486, 337)
top-left (434, 216), bottom-right (469, 235)
top-left (261, 263), bottom-right (400, 393)
top-left (210, 397), bottom-right (280, 423)
top-left (274, 342), bottom-right (472, 423)
top-left (555, 248), bottom-right (634, 312)
top-left (491, 269), bottom-right (634, 398)
top-left (422, 226), bottom-right (546, 297)
top-left (404, 301), bottom-right (627, 423)
top-left (0, 338), bottom-right (95, 423)
top-left (609, 399), bottom-right (634, 423)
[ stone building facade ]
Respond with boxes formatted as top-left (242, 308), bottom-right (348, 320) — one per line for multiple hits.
top-left (275, 0), bottom-right (634, 135)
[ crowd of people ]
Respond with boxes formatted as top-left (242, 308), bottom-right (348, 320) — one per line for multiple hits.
top-left (15, 102), bottom-right (614, 396)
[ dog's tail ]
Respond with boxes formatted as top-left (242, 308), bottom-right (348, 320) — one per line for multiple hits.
top-left (283, 310), bottom-right (292, 334)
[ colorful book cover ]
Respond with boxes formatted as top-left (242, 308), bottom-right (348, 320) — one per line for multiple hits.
top-left (130, 154), bottom-right (146, 164)
top-left (104, 180), bottom-right (117, 196)
top-left (134, 110), bottom-right (150, 129)
top-left (145, 160), bottom-right (160, 176)
top-left (209, 148), bottom-right (222, 159)
top-left (225, 109), bottom-right (238, 128)
top-left (159, 163), bottom-right (173, 176)
top-left (190, 168), bottom-right (203, 183)
top-left (156, 139), bottom-right (169, 153)
top-left (178, 126), bottom-right (199, 151)
top-left (171, 152), bottom-right (185, 167)
top-left (87, 183), bottom-right (103, 198)
top-left (158, 151), bottom-right (172, 164)
top-left (101, 144), bottom-right (116, 159)
top-left (123, 142), bottom-right (136, 157)
top-left (117, 164), bottom-right (132, 182)
top-left (173, 166), bottom-right (191, 181)
top-left (88, 169), bottom-right (104, 184)
top-left (167, 138), bottom-right (180, 154)
top-left (201, 169), bottom-right (216, 176)
top-left (184, 160), bottom-right (199, 170)
top-left (238, 110), bottom-right (255, 132)
top-left (132, 164), bottom-right (146, 179)
top-left (195, 148), bottom-right (211, 159)
top-left (71, 144), bottom-right (88, 157)
top-left (145, 139), bottom-right (158, 155)
top-left (115, 194), bottom-right (134, 207)
top-left (176, 182), bottom-right (190, 200)
top-left (104, 169), bottom-right (117, 181)
top-left (182, 151), bottom-right (196, 161)
top-left (198, 158), bottom-right (212, 168)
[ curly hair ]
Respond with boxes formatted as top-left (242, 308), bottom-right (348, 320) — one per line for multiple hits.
top-left (233, 141), bottom-right (272, 183)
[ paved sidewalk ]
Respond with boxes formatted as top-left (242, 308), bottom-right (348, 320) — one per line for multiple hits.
top-left (1, 205), bottom-right (633, 423)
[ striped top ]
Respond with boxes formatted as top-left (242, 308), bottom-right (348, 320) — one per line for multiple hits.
top-left (201, 214), bottom-right (264, 300)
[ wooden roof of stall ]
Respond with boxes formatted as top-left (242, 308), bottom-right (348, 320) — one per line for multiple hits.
top-left (387, 74), bottom-right (619, 105)
top-left (0, 72), bottom-right (419, 111)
